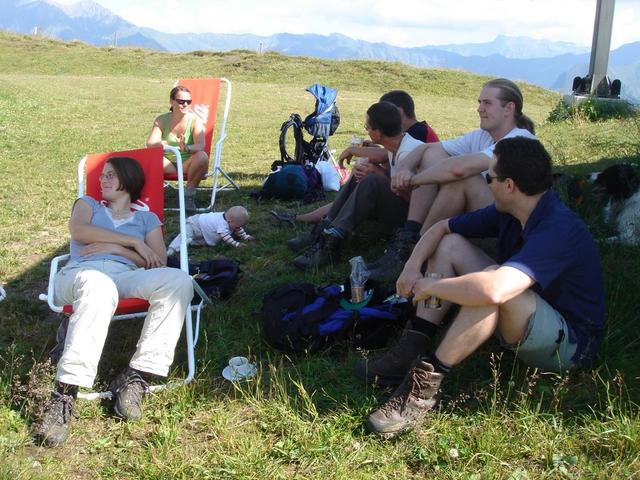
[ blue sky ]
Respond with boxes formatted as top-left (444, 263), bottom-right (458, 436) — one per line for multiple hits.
top-left (57, 0), bottom-right (639, 49)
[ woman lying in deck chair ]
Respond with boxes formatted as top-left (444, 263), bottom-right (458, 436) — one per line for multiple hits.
top-left (147, 85), bottom-right (210, 213)
top-left (34, 157), bottom-right (193, 448)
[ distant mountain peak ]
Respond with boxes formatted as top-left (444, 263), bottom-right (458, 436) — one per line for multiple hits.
top-left (51, 0), bottom-right (121, 22)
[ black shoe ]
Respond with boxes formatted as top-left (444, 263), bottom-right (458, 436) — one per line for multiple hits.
top-left (34, 391), bottom-right (75, 448)
top-left (269, 210), bottom-right (296, 227)
top-left (292, 232), bottom-right (342, 270)
top-left (366, 230), bottom-right (419, 283)
top-left (109, 368), bottom-right (150, 421)
top-left (355, 328), bottom-right (430, 386)
top-left (287, 218), bottom-right (330, 252)
top-left (366, 358), bottom-right (443, 438)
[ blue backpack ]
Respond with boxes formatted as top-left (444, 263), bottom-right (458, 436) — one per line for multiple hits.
top-left (261, 282), bottom-right (408, 354)
top-left (253, 162), bottom-right (324, 203)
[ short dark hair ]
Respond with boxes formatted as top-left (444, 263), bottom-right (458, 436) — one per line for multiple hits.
top-left (106, 156), bottom-right (146, 202)
top-left (366, 102), bottom-right (402, 137)
top-left (379, 90), bottom-right (416, 119)
top-left (493, 137), bottom-right (552, 196)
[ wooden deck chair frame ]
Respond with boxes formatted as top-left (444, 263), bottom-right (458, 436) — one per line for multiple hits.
top-left (39, 145), bottom-right (211, 400)
top-left (164, 77), bottom-right (237, 212)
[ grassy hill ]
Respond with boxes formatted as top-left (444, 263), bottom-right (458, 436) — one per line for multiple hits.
top-left (0, 31), bottom-right (639, 479)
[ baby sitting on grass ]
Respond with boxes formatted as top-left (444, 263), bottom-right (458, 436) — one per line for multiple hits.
top-left (167, 205), bottom-right (253, 255)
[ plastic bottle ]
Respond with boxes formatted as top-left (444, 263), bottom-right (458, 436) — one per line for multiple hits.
top-left (349, 256), bottom-right (369, 303)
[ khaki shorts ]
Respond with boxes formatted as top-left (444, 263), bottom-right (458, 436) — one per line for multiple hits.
top-left (496, 293), bottom-right (577, 372)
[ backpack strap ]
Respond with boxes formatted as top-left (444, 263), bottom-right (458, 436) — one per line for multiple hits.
top-left (279, 113), bottom-right (305, 164)
top-left (282, 285), bottom-right (342, 337)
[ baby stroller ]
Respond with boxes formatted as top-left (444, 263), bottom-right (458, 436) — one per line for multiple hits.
top-left (251, 84), bottom-right (341, 203)
top-left (277, 83), bottom-right (340, 168)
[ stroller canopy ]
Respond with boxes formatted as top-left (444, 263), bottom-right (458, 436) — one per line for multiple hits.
top-left (304, 84), bottom-right (339, 139)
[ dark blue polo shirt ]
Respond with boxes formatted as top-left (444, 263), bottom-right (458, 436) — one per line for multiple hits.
top-left (448, 190), bottom-right (605, 365)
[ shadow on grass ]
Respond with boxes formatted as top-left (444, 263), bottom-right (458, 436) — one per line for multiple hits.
top-left (2, 172), bottom-right (639, 446)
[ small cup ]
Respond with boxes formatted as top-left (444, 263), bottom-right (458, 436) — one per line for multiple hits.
top-left (424, 272), bottom-right (443, 310)
top-left (224, 356), bottom-right (257, 381)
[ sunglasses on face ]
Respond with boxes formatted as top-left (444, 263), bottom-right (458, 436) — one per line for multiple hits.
top-left (485, 173), bottom-right (502, 184)
top-left (174, 98), bottom-right (192, 106)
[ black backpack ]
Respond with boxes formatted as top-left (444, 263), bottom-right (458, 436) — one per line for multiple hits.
top-left (168, 257), bottom-right (240, 300)
top-left (260, 282), bottom-right (408, 354)
top-left (278, 112), bottom-right (339, 166)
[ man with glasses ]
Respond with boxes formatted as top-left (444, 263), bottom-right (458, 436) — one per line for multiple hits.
top-left (361, 137), bottom-right (605, 438)
top-left (292, 100), bottom-right (426, 270)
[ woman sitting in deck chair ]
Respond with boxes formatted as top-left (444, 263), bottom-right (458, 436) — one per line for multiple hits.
top-left (35, 157), bottom-right (193, 448)
top-left (147, 85), bottom-right (209, 213)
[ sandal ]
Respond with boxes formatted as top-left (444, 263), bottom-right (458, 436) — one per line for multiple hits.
top-left (269, 210), bottom-right (297, 227)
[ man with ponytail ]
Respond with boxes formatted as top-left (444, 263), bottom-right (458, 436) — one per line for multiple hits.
top-left (367, 78), bottom-right (536, 283)
top-left (363, 79), bottom-right (538, 385)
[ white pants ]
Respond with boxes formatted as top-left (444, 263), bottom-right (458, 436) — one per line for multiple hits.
top-left (54, 259), bottom-right (194, 388)
top-left (167, 216), bottom-right (206, 254)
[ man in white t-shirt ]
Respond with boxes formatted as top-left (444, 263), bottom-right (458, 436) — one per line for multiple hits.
top-left (367, 78), bottom-right (536, 283)
top-left (293, 101), bottom-right (424, 270)
top-left (360, 79), bottom-right (538, 388)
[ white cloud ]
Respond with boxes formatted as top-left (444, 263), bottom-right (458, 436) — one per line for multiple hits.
top-left (67, 0), bottom-right (639, 48)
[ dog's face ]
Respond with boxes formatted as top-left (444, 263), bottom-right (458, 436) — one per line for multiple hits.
top-left (593, 164), bottom-right (640, 201)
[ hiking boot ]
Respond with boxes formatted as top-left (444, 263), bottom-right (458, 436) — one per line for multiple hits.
top-left (287, 218), bottom-right (330, 252)
top-left (366, 230), bottom-right (419, 283)
top-left (109, 368), bottom-right (150, 421)
top-left (269, 210), bottom-right (296, 227)
top-left (366, 358), bottom-right (443, 438)
top-left (34, 391), bottom-right (75, 448)
top-left (292, 232), bottom-right (342, 270)
top-left (355, 328), bottom-right (430, 386)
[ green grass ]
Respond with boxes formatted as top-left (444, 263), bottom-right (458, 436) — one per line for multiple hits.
top-left (1, 31), bottom-right (639, 479)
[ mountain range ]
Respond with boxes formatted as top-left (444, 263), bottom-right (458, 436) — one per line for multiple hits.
top-left (3, 0), bottom-right (639, 103)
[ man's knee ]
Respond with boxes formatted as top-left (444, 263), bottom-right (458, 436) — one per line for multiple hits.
top-left (358, 173), bottom-right (388, 190)
top-left (438, 177), bottom-right (470, 196)
top-left (431, 233), bottom-right (471, 262)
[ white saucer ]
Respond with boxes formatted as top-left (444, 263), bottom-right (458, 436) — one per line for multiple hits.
top-left (222, 363), bottom-right (257, 381)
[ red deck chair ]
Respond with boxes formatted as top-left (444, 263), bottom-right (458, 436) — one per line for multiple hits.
top-left (164, 77), bottom-right (237, 211)
top-left (40, 146), bottom-right (210, 400)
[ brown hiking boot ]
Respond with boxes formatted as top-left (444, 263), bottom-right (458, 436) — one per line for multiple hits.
top-left (109, 368), bottom-right (150, 421)
top-left (366, 229), bottom-right (419, 283)
top-left (33, 390), bottom-right (76, 448)
top-left (292, 232), bottom-right (342, 270)
top-left (366, 358), bottom-right (443, 438)
top-left (287, 218), bottom-right (330, 252)
top-left (354, 329), bottom-right (430, 386)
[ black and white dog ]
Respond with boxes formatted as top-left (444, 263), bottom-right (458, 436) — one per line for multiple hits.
top-left (592, 164), bottom-right (640, 246)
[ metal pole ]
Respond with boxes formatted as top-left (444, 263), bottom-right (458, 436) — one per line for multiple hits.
top-left (588, 0), bottom-right (616, 96)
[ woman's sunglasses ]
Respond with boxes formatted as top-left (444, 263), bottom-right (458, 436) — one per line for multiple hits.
top-left (175, 99), bottom-right (192, 106)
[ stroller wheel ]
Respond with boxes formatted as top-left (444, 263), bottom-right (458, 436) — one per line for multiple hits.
top-left (269, 210), bottom-right (297, 227)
